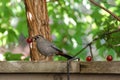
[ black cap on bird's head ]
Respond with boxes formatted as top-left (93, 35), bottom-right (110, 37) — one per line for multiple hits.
top-left (32, 35), bottom-right (44, 41)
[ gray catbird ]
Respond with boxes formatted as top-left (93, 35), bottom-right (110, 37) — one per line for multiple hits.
top-left (32, 35), bottom-right (74, 60)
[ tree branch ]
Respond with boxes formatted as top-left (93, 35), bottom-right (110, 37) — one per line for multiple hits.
top-left (89, 45), bottom-right (94, 61)
top-left (89, 0), bottom-right (120, 21)
top-left (73, 29), bottom-right (120, 57)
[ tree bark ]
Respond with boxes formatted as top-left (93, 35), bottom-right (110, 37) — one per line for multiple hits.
top-left (24, 0), bottom-right (52, 61)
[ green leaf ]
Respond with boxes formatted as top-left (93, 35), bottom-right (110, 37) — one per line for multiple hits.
top-left (4, 52), bottom-right (22, 61)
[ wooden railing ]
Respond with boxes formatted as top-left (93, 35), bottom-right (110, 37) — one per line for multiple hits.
top-left (0, 61), bottom-right (120, 80)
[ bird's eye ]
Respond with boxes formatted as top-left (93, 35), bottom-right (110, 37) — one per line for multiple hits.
top-left (37, 36), bottom-right (39, 38)
top-left (34, 37), bottom-right (37, 40)
top-left (38, 35), bottom-right (41, 38)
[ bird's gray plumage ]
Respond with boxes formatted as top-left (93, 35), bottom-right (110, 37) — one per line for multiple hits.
top-left (33, 35), bottom-right (73, 59)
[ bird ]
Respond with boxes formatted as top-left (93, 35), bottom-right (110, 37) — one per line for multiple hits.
top-left (32, 35), bottom-right (74, 60)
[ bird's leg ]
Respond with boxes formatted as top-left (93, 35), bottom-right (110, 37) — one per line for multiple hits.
top-left (45, 56), bottom-right (53, 61)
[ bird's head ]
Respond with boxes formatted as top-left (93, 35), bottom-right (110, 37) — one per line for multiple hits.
top-left (32, 35), bottom-right (44, 41)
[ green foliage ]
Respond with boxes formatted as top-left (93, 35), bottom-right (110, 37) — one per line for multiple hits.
top-left (4, 52), bottom-right (22, 61)
top-left (48, 0), bottom-right (120, 60)
top-left (0, 0), bottom-right (28, 46)
top-left (0, 0), bottom-right (120, 61)
top-left (4, 52), bottom-right (29, 61)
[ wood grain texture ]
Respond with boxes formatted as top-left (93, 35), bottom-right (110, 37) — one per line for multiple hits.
top-left (0, 61), bottom-right (120, 80)
top-left (0, 74), bottom-right (120, 80)
top-left (80, 61), bottom-right (120, 74)
top-left (0, 61), bottom-right (120, 74)
top-left (0, 61), bottom-right (80, 73)
top-left (24, 0), bottom-right (52, 61)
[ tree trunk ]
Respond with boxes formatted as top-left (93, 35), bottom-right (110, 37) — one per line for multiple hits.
top-left (24, 0), bottom-right (52, 61)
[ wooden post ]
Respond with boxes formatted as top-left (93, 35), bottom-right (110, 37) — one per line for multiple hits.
top-left (24, 0), bottom-right (52, 61)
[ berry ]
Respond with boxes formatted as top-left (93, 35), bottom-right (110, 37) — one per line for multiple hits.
top-left (26, 38), bottom-right (33, 43)
top-left (106, 55), bottom-right (113, 61)
top-left (86, 56), bottom-right (92, 62)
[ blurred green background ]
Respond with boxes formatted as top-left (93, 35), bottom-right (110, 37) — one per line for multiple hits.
top-left (0, 0), bottom-right (120, 61)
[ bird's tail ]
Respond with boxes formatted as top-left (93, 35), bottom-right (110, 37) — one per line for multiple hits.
top-left (51, 45), bottom-right (74, 60)
top-left (57, 52), bottom-right (73, 60)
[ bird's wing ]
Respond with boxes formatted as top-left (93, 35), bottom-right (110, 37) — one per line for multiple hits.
top-left (51, 45), bottom-right (73, 59)
top-left (51, 45), bottom-right (63, 53)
